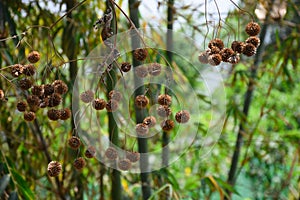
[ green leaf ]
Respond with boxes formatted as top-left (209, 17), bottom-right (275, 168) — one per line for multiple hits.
top-left (10, 169), bottom-right (35, 200)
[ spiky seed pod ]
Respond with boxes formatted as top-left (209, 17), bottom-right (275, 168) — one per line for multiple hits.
top-left (68, 136), bottom-right (81, 149)
top-left (44, 84), bottom-right (54, 96)
top-left (126, 151), bottom-right (140, 163)
top-left (27, 51), bottom-right (40, 63)
top-left (210, 46), bottom-right (221, 54)
top-left (161, 119), bottom-right (175, 132)
top-left (47, 109), bottom-right (61, 121)
top-left (133, 48), bottom-right (148, 61)
top-left (243, 43), bottom-right (257, 57)
top-left (228, 54), bottom-right (241, 64)
top-left (85, 146), bottom-right (96, 158)
top-left (19, 78), bottom-right (33, 90)
top-left (231, 41), bottom-right (245, 54)
top-left (208, 38), bottom-right (224, 50)
top-left (120, 62), bottom-right (131, 72)
top-left (157, 94), bottom-right (172, 106)
top-left (143, 116), bottom-right (156, 128)
top-left (80, 90), bottom-right (94, 103)
top-left (23, 64), bottom-right (36, 76)
top-left (39, 97), bottom-right (49, 108)
top-left (53, 80), bottom-right (68, 95)
top-left (59, 108), bottom-right (71, 120)
top-left (17, 101), bottom-right (27, 112)
top-left (135, 95), bottom-right (149, 109)
top-left (220, 48), bottom-right (234, 62)
top-left (105, 147), bottom-right (118, 160)
top-left (118, 159), bottom-right (132, 171)
top-left (198, 51), bottom-right (209, 64)
top-left (73, 157), bottom-right (86, 170)
top-left (106, 99), bottom-right (119, 112)
top-left (31, 85), bottom-right (44, 97)
top-left (136, 123), bottom-right (149, 136)
top-left (47, 161), bottom-right (62, 177)
top-left (92, 98), bottom-right (106, 110)
top-left (148, 63), bottom-right (162, 76)
top-left (175, 110), bottom-right (190, 123)
top-left (27, 95), bottom-right (40, 106)
top-left (135, 66), bottom-right (148, 78)
top-left (208, 54), bottom-right (222, 66)
top-left (0, 89), bottom-right (4, 100)
top-left (24, 111), bottom-right (36, 121)
top-left (157, 105), bottom-right (172, 117)
top-left (245, 22), bottom-right (261, 36)
top-left (48, 93), bottom-right (62, 107)
top-left (109, 90), bottom-right (122, 102)
top-left (245, 36), bottom-right (260, 48)
top-left (11, 64), bottom-right (24, 77)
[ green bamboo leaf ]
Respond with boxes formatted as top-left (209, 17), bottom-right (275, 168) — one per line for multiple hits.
top-left (10, 169), bottom-right (35, 200)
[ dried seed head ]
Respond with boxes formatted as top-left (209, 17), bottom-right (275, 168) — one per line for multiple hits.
top-left (120, 62), bottom-right (131, 72)
top-left (245, 36), bottom-right (260, 48)
top-left (47, 109), bottom-right (60, 121)
top-left (126, 151), bottom-right (140, 163)
top-left (17, 101), bottom-right (27, 112)
top-left (48, 93), bottom-right (62, 107)
top-left (44, 84), bottom-right (54, 96)
top-left (135, 95), bottom-right (149, 109)
top-left (11, 64), bottom-right (24, 77)
top-left (198, 51), bottom-right (209, 64)
top-left (47, 161), bottom-right (62, 177)
top-left (157, 105), bottom-right (172, 117)
top-left (59, 108), bottom-right (71, 120)
top-left (210, 46), bottom-right (221, 54)
top-left (105, 147), bottom-right (118, 160)
top-left (109, 90), bottom-right (122, 102)
top-left (39, 97), bottom-right (49, 108)
top-left (208, 54), bottom-right (222, 66)
top-left (24, 111), bottom-right (36, 121)
top-left (136, 123), bottom-right (149, 136)
top-left (133, 48), bottom-right (148, 61)
top-left (19, 78), bottom-right (33, 90)
top-left (23, 64), bottom-right (36, 76)
top-left (68, 136), bottom-right (81, 149)
top-left (27, 95), bottom-right (40, 106)
top-left (228, 54), bottom-right (241, 64)
top-left (175, 110), bottom-right (190, 123)
top-left (157, 94), bottom-right (172, 106)
top-left (92, 98), bottom-right (106, 110)
top-left (143, 116), bottom-right (156, 128)
top-left (135, 66), bottom-right (148, 78)
top-left (73, 157), bottom-right (86, 170)
top-left (245, 22), bottom-right (261, 36)
top-left (148, 63), bottom-right (162, 76)
top-left (220, 48), bottom-right (234, 62)
top-left (106, 99), bottom-right (119, 112)
top-left (231, 41), bottom-right (245, 54)
top-left (161, 119), bottom-right (175, 132)
top-left (0, 89), bottom-right (4, 100)
top-left (85, 146), bottom-right (96, 158)
top-left (53, 80), bottom-right (68, 95)
top-left (118, 159), bottom-right (132, 171)
top-left (27, 51), bottom-right (41, 63)
top-left (208, 38), bottom-right (224, 50)
top-left (80, 90), bottom-right (94, 103)
top-left (31, 85), bottom-right (44, 97)
top-left (243, 43), bottom-right (257, 57)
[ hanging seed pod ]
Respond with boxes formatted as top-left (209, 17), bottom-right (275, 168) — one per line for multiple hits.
top-left (231, 41), bottom-right (245, 53)
top-left (243, 43), bottom-right (257, 57)
top-left (11, 64), bottom-right (24, 77)
top-left (208, 54), bottom-right (222, 66)
top-left (53, 80), bottom-right (68, 95)
top-left (126, 151), bottom-right (140, 163)
top-left (106, 99), bottom-right (119, 112)
top-left (17, 101), bottom-right (27, 112)
top-left (47, 109), bottom-right (61, 121)
top-left (157, 94), bottom-right (172, 106)
top-left (118, 159), bottom-right (132, 171)
top-left (26, 95), bottom-right (40, 107)
top-left (24, 111), bottom-right (36, 122)
top-left (157, 105), bottom-right (172, 117)
top-left (135, 66), bottom-right (148, 78)
top-left (245, 22), bottom-right (261, 36)
top-left (39, 97), bottom-right (49, 108)
top-left (80, 90), bottom-right (94, 103)
top-left (44, 84), bottom-right (54, 96)
top-left (59, 108), bottom-right (71, 120)
top-left (47, 161), bottom-right (62, 177)
top-left (73, 157), bottom-right (86, 170)
top-left (220, 48), bottom-right (234, 62)
top-left (161, 119), bottom-right (175, 132)
top-left (19, 78), bottom-right (33, 90)
top-left (136, 123), bottom-right (149, 136)
top-left (120, 62), bottom-right (131, 72)
top-left (245, 36), bottom-right (260, 48)
top-left (92, 98), bottom-right (106, 110)
top-left (68, 136), bottom-right (81, 149)
top-left (198, 51), bottom-right (209, 64)
top-left (85, 146), bottom-right (96, 158)
top-left (105, 147), bottom-right (118, 160)
top-left (228, 54), bottom-right (241, 64)
top-left (109, 90), bottom-right (122, 102)
top-left (133, 48), bottom-right (148, 61)
top-left (23, 64), bottom-right (36, 76)
top-left (135, 95), bottom-right (149, 109)
top-left (31, 85), bottom-right (44, 97)
top-left (48, 93), bottom-right (62, 107)
top-left (208, 38), bottom-right (224, 50)
top-left (143, 116), bottom-right (156, 128)
top-left (210, 46), bottom-right (221, 55)
top-left (27, 51), bottom-right (41, 63)
top-left (148, 63), bottom-right (162, 76)
top-left (175, 110), bottom-right (190, 123)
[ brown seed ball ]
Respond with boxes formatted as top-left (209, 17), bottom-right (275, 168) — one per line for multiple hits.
top-left (59, 108), bottom-right (71, 120)
top-left (208, 54), bottom-right (222, 66)
top-left (0, 89), bottom-right (4, 100)
top-left (175, 110), bottom-right (190, 123)
top-left (17, 101), bottom-right (27, 112)
top-left (245, 22), bottom-right (261, 36)
top-left (135, 95), bottom-right (149, 109)
top-left (228, 54), bottom-right (241, 64)
top-left (11, 64), bottom-right (24, 77)
top-left (47, 109), bottom-right (61, 121)
top-left (23, 64), bottom-right (36, 76)
top-left (220, 48), bottom-right (234, 62)
top-left (210, 46), bottom-right (221, 54)
top-left (80, 90), bottom-right (94, 103)
top-left (27, 95), bottom-right (40, 106)
top-left (161, 119), bottom-right (175, 132)
top-left (44, 84), bottom-right (54, 96)
top-left (246, 36), bottom-right (260, 48)
top-left (39, 98), bottom-right (49, 108)
top-left (85, 146), bottom-right (96, 158)
top-left (208, 38), bottom-right (224, 50)
top-left (136, 123), bottom-right (149, 136)
top-left (231, 41), bottom-right (245, 54)
top-left (31, 85), bottom-right (44, 97)
top-left (47, 161), bottom-right (62, 177)
top-left (92, 98), bottom-right (106, 110)
top-left (143, 116), bottom-right (156, 128)
top-left (106, 99), bottom-right (119, 112)
top-left (118, 159), bottom-right (132, 171)
top-left (133, 48), bottom-right (148, 61)
top-left (148, 63), bottom-right (162, 76)
top-left (135, 66), bottom-right (148, 78)
top-left (19, 78), bottom-right (33, 90)
top-left (105, 147), bottom-right (118, 160)
top-left (53, 80), bottom-right (68, 95)
top-left (243, 43), bottom-right (257, 57)
top-left (27, 51), bottom-right (40, 63)
top-left (48, 93), bottom-right (62, 107)
top-left (198, 51), bottom-right (209, 64)
top-left (157, 94), bottom-right (172, 106)
top-left (109, 90), bottom-right (122, 102)
top-left (24, 111), bottom-right (36, 122)
top-left (157, 105), bottom-right (172, 117)
top-left (68, 136), bottom-right (81, 149)
top-left (73, 157), bottom-right (86, 170)
top-left (120, 62), bottom-right (131, 72)
top-left (126, 151), bottom-right (140, 163)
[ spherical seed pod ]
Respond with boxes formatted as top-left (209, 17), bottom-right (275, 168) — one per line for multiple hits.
top-left (0, 89), bottom-right (4, 100)
top-left (157, 94), bottom-right (172, 106)
top-left (210, 46), bottom-right (221, 54)
top-left (17, 101), bottom-right (27, 112)
top-left (109, 90), bottom-right (122, 102)
top-left (105, 147), bottom-right (118, 160)
top-left (73, 157), bottom-right (86, 170)
top-left (47, 161), bottom-right (62, 177)
top-left (208, 38), bottom-right (224, 50)
top-left (220, 48), bottom-right (234, 62)
top-left (135, 95), bottom-right (149, 109)
top-left (23, 64), bottom-right (36, 76)
top-left (208, 54), bottom-right (222, 66)
top-left (106, 99), bottom-right (119, 112)
top-left (48, 93), bottom-right (62, 107)
top-left (143, 116), bottom-right (156, 128)
top-left (126, 151), bottom-right (140, 163)
top-left (198, 51), bottom-right (209, 64)
top-left (120, 62), bottom-right (131, 72)
top-left (175, 110), bottom-right (190, 123)
top-left (44, 84), bottom-right (54, 96)
top-left (80, 90), bottom-right (94, 103)
top-left (11, 64), bottom-right (24, 77)
top-left (231, 41), bottom-right (245, 54)
top-left (118, 159), bottom-right (132, 171)
top-left (59, 108), bottom-right (71, 120)
top-left (26, 95), bottom-right (40, 106)
top-left (243, 43), bottom-right (257, 57)
top-left (228, 54), bottom-right (241, 64)
top-left (68, 136), bottom-right (81, 149)
top-left (133, 48), bottom-right (148, 61)
top-left (245, 22), bottom-right (261, 36)
top-left (19, 78), bottom-right (33, 90)
top-left (39, 97), bottom-right (49, 108)
top-left (24, 111), bottom-right (36, 122)
top-left (136, 123), bottom-right (149, 136)
top-left (148, 63), bottom-right (162, 76)
top-left (47, 109), bottom-right (61, 121)
top-left (245, 36), bottom-right (260, 48)
top-left (27, 51), bottom-right (40, 63)
top-left (157, 105), bottom-right (172, 117)
top-left (92, 98), bottom-right (106, 110)
top-left (53, 80), bottom-right (68, 95)
top-left (31, 85), bottom-right (44, 97)
top-left (135, 66), bottom-right (148, 78)
top-left (85, 146), bottom-right (96, 158)
top-left (161, 119), bottom-right (175, 132)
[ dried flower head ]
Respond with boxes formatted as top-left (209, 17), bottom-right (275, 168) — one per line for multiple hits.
top-left (135, 95), bottom-right (149, 109)
top-left (92, 98), bottom-right (106, 110)
top-left (23, 64), bottom-right (36, 76)
top-left (175, 110), bottom-right (190, 123)
top-left (80, 90), bottom-right (94, 103)
top-left (148, 63), bottom-right (162, 76)
top-left (161, 119), bottom-right (175, 132)
top-left (19, 78), bottom-right (33, 90)
top-left (220, 48), bottom-right (234, 62)
top-left (31, 85), bottom-right (44, 97)
top-left (126, 151), bottom-right (140, 163)
top-left (27, 51), bottom-right (40, 63)
top-left (245, 22), bottom-right (261, 36)
top-left (208, 54), bottom-right (222, 66)
top-left (118, 159), bottom-right (132, 171)
top-left (198, 51), bottom-right (209, 64)
top-left (47, 109), bottom-right (61, 121)
top-left (27, 95), bottom-right (40, 106)
top-left (243, 43), bottom-right (257, 57)
top-left (157, 105), bottom-right (172, 117)
top-left (48, 93), bottom-right (62, 107)
top-left (157, 94), bottom-right (172, 106)
top-left (135, 66), bottom-right (148, 78)
top-left (59, 108), bottom-right (71, 120)
top-left (44, 84), bottom-right (54, 96)
top-left (231, 41), bottom-right (245, 54)
top-left (85, 146), bottom-right (96, 158)
top-left (208, 38), bottom-right (224, 50)
top-left (143, 116), bottom-right (156, 128)
top-left (17, 101), bottom-right (27, 112)
top-left (245, 36), bottom-right (260, 48)
top-left (106, 99), bottom-right (119, 112)
top-left (68, 136), bottom-right (81, 149)
top-left (210, 46), bottom-right (221, 54)
top-left (11, 64), bottom-right (24, 77)
top-left (136, 123), bottom-right (149, 136)
top-left (109, 90), bottom-right (122, 102)
top-left (228, 54), bottom-right (241, 64)
top-left (133, 48), bottom-right (148, 61)
top-left (73, 157), bottom-right (86, 170)
top-left (24, 111), bottom-right (36, 122)
top-left (105, 147), bottom-right (118, 160)
top-left (53, 80), bottom-right (68, 95)
top-left (47, 161), bottom-right (62, 177)
top-left (120, 62), bottom-right (131, 72)
top-left (39, 97), bottom-right (49, 108)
